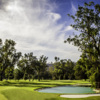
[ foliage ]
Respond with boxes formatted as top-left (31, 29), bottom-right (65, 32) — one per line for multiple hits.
top-left (54, 57), bottom-right (75, 80)
top-left (74, 56), bottom-right (88, 80)
top-left (18, 52), bottom-right (36, 81)
top-left (0, 39), bottom-right (21, 81)
top-left (65, 59), bottom-right (75, 80)
top-left (5, 67), bottom-right (14, 80)
top-left (34, 55), bottom-right (48, 81)
top-left (14, 68), bottom-right (23, 80)
top-left (65, 2), bottom-right (100, 88)
top-left (48, 65), bottom-right (55, 80)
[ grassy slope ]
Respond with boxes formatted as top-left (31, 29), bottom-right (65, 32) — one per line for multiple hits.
top-left (0, 80), bottom-right (100, 100)
top-left (0, 93), bottom-right (7, 100)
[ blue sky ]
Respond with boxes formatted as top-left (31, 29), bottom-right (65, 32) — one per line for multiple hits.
top-left (0, 0), bottom-right (99, 62)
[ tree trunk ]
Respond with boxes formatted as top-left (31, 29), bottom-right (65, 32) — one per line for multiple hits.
top-left (28, 75), bottom-right (30, 81)
top-left (32, 75), bottom-right (34, 81)
top-left (0, 76), bottom-right (3, 81)
top-left (59, 75), bottom-right (61, 80)
top-left (0, 73), bottom-right (3, 81)
top-left (38, 75), bottom-right (40, 81)
top-left (38, 72), bottom-right (40, 81)
top-left (63, 74), bottom-right (66, 79)
top-left (96, 82), bottom-right (100, 88)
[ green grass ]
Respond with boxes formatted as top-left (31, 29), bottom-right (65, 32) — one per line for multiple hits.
top-left (0, 93), bottom-right (7, 100)
top-left (0, 79), bottom-right (100, 100)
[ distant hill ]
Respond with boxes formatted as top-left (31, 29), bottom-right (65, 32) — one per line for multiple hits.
top-left (47, 63), bottom-right (54, 71)
top-left (47, 63), bottom-right (53, 67)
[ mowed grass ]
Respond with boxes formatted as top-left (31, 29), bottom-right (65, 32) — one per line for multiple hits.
top-left (0, 80), bottom-right (100, 100)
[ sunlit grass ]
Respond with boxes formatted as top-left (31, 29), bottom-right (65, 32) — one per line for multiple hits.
top-left (0, 79), bottom-right (100, 100)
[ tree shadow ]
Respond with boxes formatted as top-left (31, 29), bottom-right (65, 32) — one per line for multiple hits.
top-left (45, 98), bottom-right (62, 100)
top-left (45, 98), bottom-right (57, 100)
top-left (0, 80), bottom-right (63, 88)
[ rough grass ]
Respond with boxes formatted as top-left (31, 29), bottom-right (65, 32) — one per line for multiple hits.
top-left (0, 80), bottom-right (100, 100)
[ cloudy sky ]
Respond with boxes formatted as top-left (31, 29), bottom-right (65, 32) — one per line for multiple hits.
top-left (0, 0), bottom-right (100, 62)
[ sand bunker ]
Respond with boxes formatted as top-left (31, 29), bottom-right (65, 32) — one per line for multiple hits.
top-left (60, 94), bottom-right (100, 98)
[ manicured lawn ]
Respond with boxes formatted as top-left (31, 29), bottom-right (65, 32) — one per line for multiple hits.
top-left (0, 80), bottom-right (100, 100)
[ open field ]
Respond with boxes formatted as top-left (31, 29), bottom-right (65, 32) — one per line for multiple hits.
top-left (0, 80), bottom-right (100, 100)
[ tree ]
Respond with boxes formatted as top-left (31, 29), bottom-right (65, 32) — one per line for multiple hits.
top-left (0, 39), bottom-right (3, 80)
top-left (17, 56), bottom-right (28, 80)
top-left (0, 39), bottom-right (21, 81)
top-left (65, 59), bottom-right (75, 80)
top-left (48, 66), bottom-right (54, 79)
top-left (74, 55), bottom-right (88, 80)
top-left (26, 52), bottom-right (36, 81)
top-left (54, 57), bottom-right (62, 80)
top-left (14, 68), bottom-right (23, 81)
top-left (65, 2), bottom-right (100, 88)
top-left (18, 52), bottom-right (36, 81)
top-left (54, 57), bottom-right (75, 80)
top-left (34, 55), bottom-right (48, 81)
top-left (5, 67), bottom-right (14, 80)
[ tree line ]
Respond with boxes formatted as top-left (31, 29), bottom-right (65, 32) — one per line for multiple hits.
top-left (0, 39), bottom-right (48, 81)
top-left (0, 38), bottom-right (88, 82)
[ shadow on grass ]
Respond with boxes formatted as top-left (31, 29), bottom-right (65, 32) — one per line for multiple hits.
top-left (0, 81), bottom-right (69, 88)
top-left (45, 98), bottom-right (65, 100)
top-left (45, 98), bottom-right (57, 100)
top-left (0, 80), bottom-right (89, 89)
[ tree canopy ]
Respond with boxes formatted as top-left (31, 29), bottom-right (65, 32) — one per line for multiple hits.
top-left (0, 39), bottom-right (21, 81)
top-left (65, 2), bottom-right (100, 88)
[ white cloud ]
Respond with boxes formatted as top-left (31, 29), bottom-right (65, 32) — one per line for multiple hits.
top-left (0, 0), bottom-right (81, 62)
top-left (64, 26), bottom-right (73, 32)
top-left (47, 12), bottom-right (61, 22)
top-left (71, 2), bottom-right (77, 13)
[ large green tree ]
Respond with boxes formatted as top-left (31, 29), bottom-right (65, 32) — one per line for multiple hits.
top-left (5, 67), bottom-right (14, 80)
top-left (0, 39), bottom-right (21, 81)
top-left (65, 59), bottom-right (75, 80)
top-left (65, 2), bottom-right (100, 88)
top-left (74, 54), bottom-right (88, 80)
top-left (14, 68), bottom-right (23, 81)
top-left (18, 52), bottom-right (36, 81)
top-left (53, 57), bottom-right (61, 80)
top-left (34, 55), bottom-right (48, 81)
top-left (54, 57), bottom-right (75, 80)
